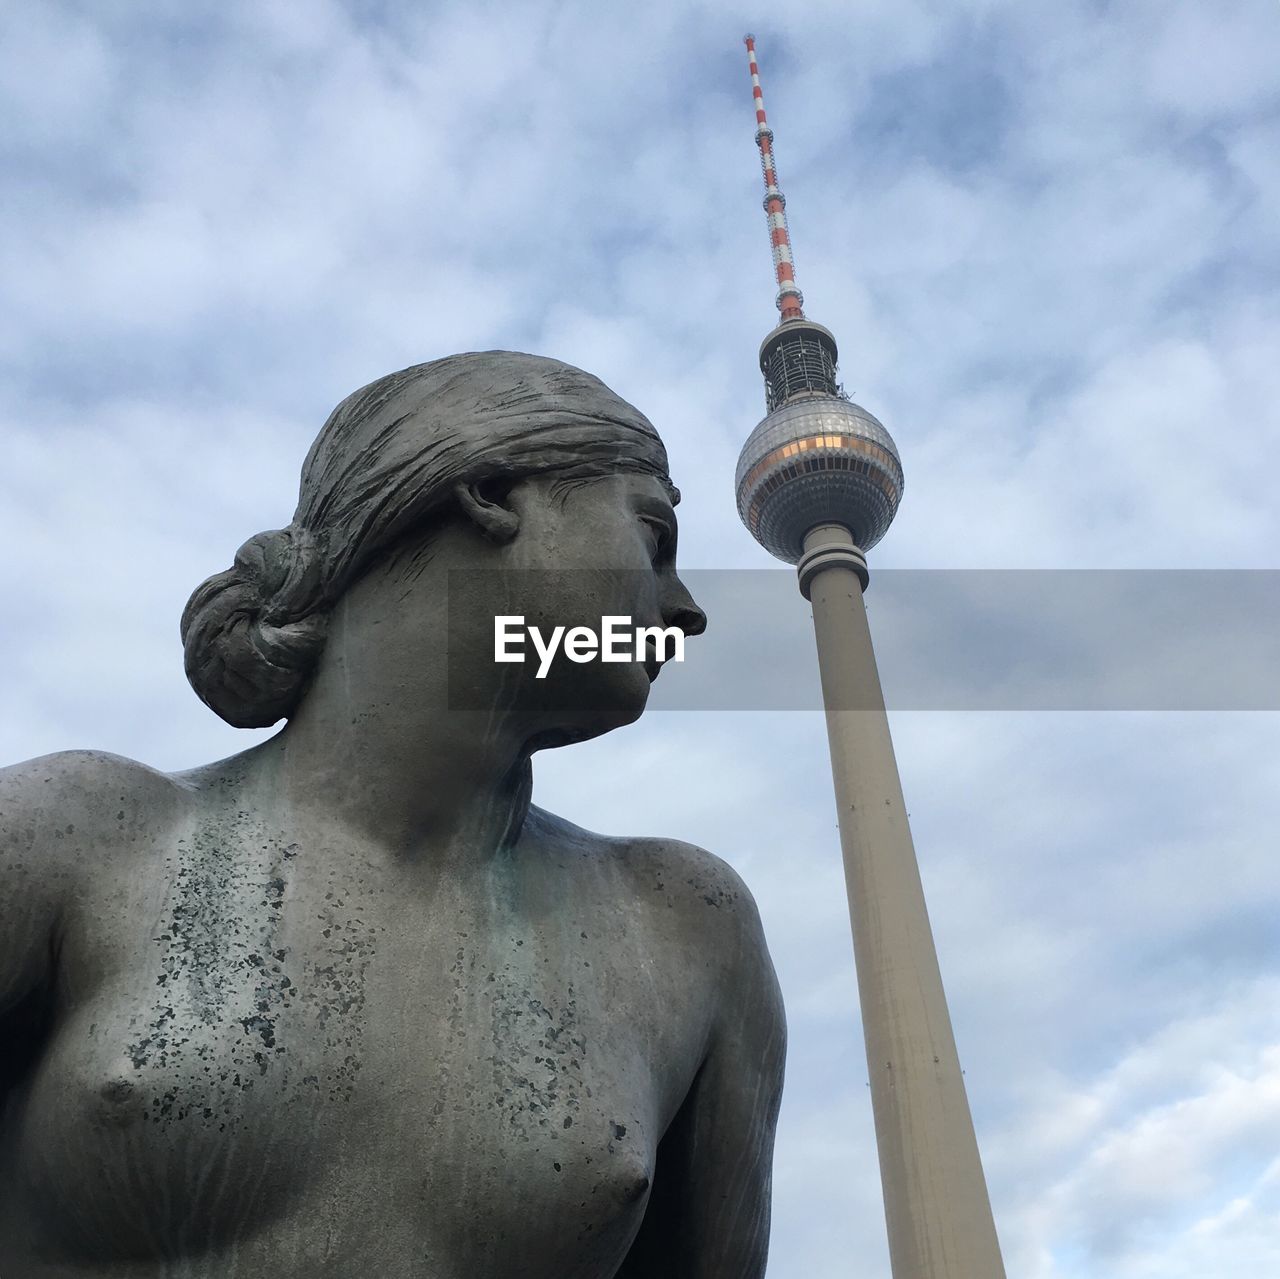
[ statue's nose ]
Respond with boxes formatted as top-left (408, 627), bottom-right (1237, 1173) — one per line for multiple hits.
top-left (665, 582), bottom-right (707, 637)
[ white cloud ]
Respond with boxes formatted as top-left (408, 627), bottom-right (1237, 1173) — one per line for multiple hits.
top-left (1005, 979), bottom-right (1280, 1277)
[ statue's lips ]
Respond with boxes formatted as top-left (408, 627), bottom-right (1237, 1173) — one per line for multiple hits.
top-left (641, 633), bottom-right (666, 683)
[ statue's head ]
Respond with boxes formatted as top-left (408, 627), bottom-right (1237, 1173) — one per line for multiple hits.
top-left (181, 351), bottom-right (705, 742)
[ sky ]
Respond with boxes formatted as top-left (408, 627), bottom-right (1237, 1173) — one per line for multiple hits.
top-left (2, 0), bottom-right (1279, 1274)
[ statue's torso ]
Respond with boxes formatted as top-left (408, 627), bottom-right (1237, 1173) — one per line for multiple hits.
top-left (0, 791), bottom-right (716, 1277)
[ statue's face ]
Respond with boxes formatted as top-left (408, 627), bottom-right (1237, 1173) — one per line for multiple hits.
top-left (482, 468), bottom-right (705, 745)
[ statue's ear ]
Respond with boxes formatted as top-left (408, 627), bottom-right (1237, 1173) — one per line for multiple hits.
top-left (455, 478), bottom-right (520, 544)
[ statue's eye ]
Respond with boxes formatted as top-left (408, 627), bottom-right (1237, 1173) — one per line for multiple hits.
top-left (639, 516), bottom-right (673, 560)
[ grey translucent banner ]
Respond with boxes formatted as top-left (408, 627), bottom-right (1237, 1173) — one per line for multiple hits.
top-left (446, 570), bottom-right (1280, 711)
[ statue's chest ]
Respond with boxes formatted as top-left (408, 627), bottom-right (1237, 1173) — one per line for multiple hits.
top-left (10, 851), bottom-right (668, 1269)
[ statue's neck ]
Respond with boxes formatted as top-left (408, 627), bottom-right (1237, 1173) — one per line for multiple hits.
top-left (257, 696), bottom-right (536, 861)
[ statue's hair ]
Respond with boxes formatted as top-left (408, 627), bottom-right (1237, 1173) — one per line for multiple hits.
top-left (181, 351), bottom-right (675, 728)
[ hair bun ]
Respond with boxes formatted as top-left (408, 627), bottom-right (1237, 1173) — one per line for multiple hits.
top-left (181, 526), bottom-right (329, 728)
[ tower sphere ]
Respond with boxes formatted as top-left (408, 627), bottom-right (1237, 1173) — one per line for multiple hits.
top-left (735, 396), bottom-right (904, 564)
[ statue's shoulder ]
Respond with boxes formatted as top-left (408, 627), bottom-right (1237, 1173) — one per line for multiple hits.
top-left (1, 747), bottom-right (180, 798)
top-left (526, 804), bottom-right (771, 962)
top-left (620, 833), bottom-right (760, 918)
top-left (0, 749), bottom-right (188, 859)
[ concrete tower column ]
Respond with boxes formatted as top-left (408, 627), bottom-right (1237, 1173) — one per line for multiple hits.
top-left (799, 523), bottom-right (1006, 1279)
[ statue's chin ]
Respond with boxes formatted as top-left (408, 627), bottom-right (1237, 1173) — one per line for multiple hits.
top-left (527, 670), bottom-right (652, 750)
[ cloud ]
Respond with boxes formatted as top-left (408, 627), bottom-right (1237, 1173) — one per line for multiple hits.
top-left (1006, 978), bottom-right (1280, 1277)
top-left (1, 1), bottom-right (1277, 1275)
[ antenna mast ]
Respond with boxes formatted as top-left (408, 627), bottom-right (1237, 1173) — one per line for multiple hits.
top-left (745, 34), bottom-right (804, 323)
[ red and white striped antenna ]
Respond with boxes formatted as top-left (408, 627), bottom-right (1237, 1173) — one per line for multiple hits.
top-left (744, 34), bottom-right (804, 323)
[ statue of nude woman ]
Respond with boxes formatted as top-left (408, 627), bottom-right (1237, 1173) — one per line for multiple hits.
top-left (0, 352), bottom-right (785, 1278)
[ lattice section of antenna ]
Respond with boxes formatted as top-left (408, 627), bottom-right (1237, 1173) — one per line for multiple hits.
top-left (761, 328), bottom-right (843, 411)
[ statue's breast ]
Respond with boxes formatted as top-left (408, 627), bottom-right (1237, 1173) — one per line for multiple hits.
top-left (373, 939), bottom-right (664, 1273)
top-left (3, 831), bottom-right (362, 1262)
top-left (5, 993), bottom-right (331, 1263)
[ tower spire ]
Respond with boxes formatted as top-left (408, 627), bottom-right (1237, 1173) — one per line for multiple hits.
top-left (742, 35), bottom-right (840, 411)
top-left (744, 34), bottom-right (804, 322)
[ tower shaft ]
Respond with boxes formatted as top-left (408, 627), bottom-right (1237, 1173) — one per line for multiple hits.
top-left (745, 36), bottom-right (804, 322)
top-left (800, 526), bottom-right (1007, 1279)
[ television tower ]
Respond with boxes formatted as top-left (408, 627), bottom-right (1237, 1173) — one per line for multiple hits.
top-left (735, 35), bottom-right (1006, 1279)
